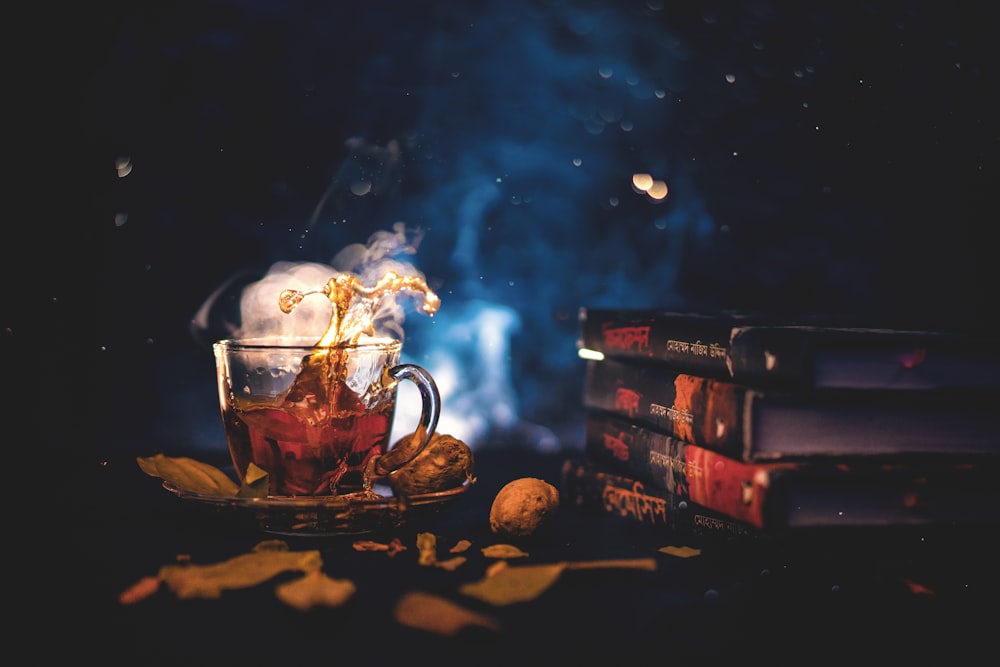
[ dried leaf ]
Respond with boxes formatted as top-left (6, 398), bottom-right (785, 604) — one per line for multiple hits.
top-left (435, 556), bottom-right (467, 571)
top-left (238, 463), bottom-right (270, 498)
top-left (275, 570), bottom-right (357, 611)
top-left (450, 539), bottom-right (473, 553)
top-left (485, 561), bottom-right (508, 578)
top-left (417, 532), bottom-right (437, 566)
top-left (385, 538), bottom-right (407, 557)
top-left (137, 454), bottom-right (240, 496)
top-left (460, 563), bottom-right (567, 605)
top-left (394, 591), bottom-right (501, 636)
top-left (564, 558), bottom-right (657, 571)
top-left (352, 538), bottom-right (408, 556)
top-left (658, 545), bottom-right (702, 559)
top-left (159, 547), bottom-right (323, 599)
top-left (118, 575), bottom-right (161, 605)
top-left (481, 544), bottom-right (529, 559)
top-left (461, 558), bottom-right (657, 606)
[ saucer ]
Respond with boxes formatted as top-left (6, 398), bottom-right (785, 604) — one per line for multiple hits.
top-left (163, 480), bottom-right (471, 536)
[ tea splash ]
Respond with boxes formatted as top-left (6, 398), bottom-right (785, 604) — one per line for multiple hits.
top-left (278, 269), bottom-right (441, 346)
top-left (277, 269), bottom-right (439, 424)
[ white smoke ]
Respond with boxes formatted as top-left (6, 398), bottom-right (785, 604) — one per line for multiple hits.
top-left (236, 261), bottom-right (337, 340)
top-left (223, 226), bottom-right (521, 448)
top-left (234, 223), bottom-right (430, 343)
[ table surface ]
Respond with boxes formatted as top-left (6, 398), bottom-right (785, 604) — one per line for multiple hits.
top-left (53, 443), bottom-right (997, 665)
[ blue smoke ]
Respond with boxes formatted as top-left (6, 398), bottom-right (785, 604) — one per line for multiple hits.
top-left (184, 1), bottom-right (715, 451)
top-left (99, 1), bottom-right (991, 456)
top-left (355, 2), bottom-right (714, 447)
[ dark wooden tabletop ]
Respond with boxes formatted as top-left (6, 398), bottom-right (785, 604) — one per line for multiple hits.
top-left (45, 443), bottom-right (998, 665)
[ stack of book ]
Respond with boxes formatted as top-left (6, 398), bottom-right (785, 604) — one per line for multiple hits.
top-left (561, 308), bottom-right (1000, 543)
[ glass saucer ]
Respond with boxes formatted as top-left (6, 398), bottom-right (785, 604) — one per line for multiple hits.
top-left (163, 479), bottom-right (470, 536)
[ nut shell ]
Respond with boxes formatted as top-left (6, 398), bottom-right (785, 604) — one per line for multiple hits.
top-left (386, 433), bottom-right (475, 496)
top-left (489, 477), bottom-right (559, 537)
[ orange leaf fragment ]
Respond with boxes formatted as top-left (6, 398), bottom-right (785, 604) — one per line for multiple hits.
top-left (386, 537), bottom-right (407, 557)
top-left (119, 575), bottom-right (161, 605)
top-left (450, 539), bottom-right (473, 553)
top-left (485, 561), bottom-right (509, 577)
top-left (565, 558), bottom-right (657, 571)
top-left (275, 570), bottom-right (357, 611)
top-left (658, 545), bottom-right (702, 558)
top-left (394, 591), bottom-right (501, 636)
top-left (417, 532), bottom-right (437, 566)
top-left (481, 544), bottom-right (529, 559)
top-left (435, 556), bottom-right (467, 571)
top-left (352, 538), bottom-right (406, 556)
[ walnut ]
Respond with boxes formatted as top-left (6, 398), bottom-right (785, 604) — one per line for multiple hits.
top-left (489, 477), bottom-right (559, 538)
top-left (386, 433), bottom-right (475, 496)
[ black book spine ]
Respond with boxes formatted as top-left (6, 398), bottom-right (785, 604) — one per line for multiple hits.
top-left (578, 308), bottom-right (737, 375)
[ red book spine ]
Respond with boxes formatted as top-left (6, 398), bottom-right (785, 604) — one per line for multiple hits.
top-left (559, 458), bottom-right (760, 539)
top-left (583, 357), bottom-right (748, 459)
top-left (584, 412), bottom-right (796, 530)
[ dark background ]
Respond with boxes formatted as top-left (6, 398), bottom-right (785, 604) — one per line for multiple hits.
top-left (15, 0), bottom-right (998, 467)
top-left (10, 3), bottom-right (998, 661)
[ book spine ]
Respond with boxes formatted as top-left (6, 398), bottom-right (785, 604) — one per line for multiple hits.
top-left (582, 357), bottom-right (750, 460)
top-left (560, 458), bottom-right (761, 539)
top-left (725, 325), bottom-right (1000, 390)
top-left (583, 412), bottom-right (798, 530)
top-left (578, 309), bottom-right (733, 375)
top-left (726, 326), bottom-right (813, 389)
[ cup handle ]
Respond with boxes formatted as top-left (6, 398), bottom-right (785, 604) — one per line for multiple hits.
top-left (372, 363), bottom-right (440, 478)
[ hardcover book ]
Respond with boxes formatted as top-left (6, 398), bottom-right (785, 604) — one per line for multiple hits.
top-left (577, 307), bottom-right (1000, 390)
top-left (583, 412), bottom-right (1000, 534)
top-left (582, 356), bottom-right (1000, 460)
top-left (559, 457), bottom-right (760, 539)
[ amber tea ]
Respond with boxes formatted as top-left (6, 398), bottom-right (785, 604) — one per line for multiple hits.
top-left (213, 270), bottom-right (441, 497)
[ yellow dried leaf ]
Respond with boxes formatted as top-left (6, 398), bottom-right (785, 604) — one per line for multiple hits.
top-left (658, 545), bottom-right (702, 558)
top-left (435, 556), bottom-right (467, 571)
top-left (275, 570), bottom-right (356, 611)
top-left (459, 562), bottom-right (567, 606)
top-left (137, 454), bottom-right (240, 496)
top-left (481, 544), bottom-right (529, 559)
top-left (449, 539), bottom-right (473, 553)
top-left (159, 548), bottom-right (323, 599)
top-left (394, 591), bottom-right (500, 636)
top-left (238, 463), bottom-right (270, 498)
top-left (417, 532), bottom-right (437, 566)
